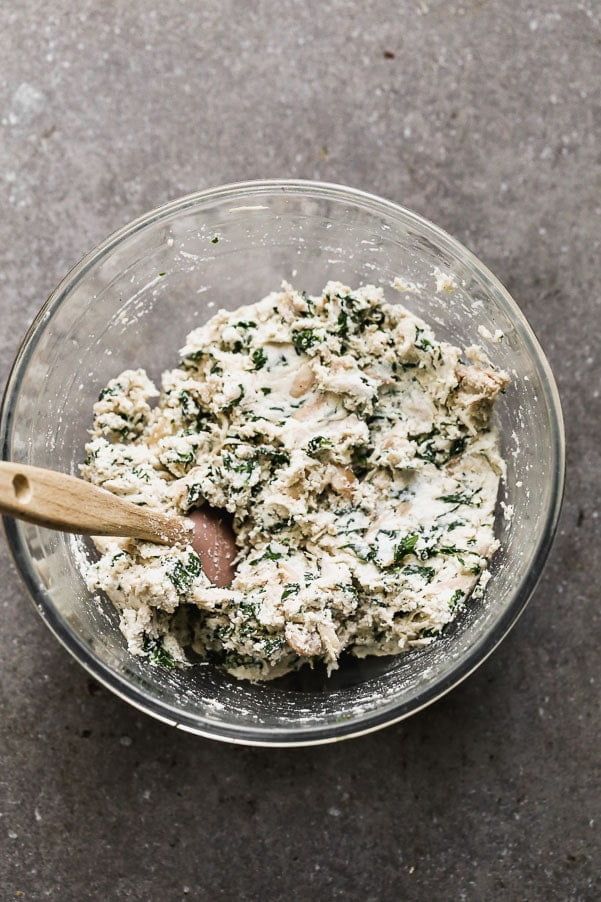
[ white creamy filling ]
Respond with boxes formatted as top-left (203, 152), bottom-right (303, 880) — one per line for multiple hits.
top-left (82, 281), bottom-right (509, 680)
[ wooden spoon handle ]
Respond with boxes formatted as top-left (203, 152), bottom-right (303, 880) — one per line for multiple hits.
top-left (0, 461), bottom-right (191, 546)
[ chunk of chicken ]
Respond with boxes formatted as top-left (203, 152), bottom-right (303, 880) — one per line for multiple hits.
top-left (453, 364), bottom-right (509, 431)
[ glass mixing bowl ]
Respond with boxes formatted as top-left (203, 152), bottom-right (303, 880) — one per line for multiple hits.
top-left (0, 180), bottom-right (564, 745)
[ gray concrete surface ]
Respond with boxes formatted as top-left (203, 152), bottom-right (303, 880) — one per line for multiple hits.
top-left (1, 1), bottom-right (599, 900)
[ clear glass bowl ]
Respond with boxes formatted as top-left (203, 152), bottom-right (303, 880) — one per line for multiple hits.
top-left (0, 180), bottom-right (564, 746)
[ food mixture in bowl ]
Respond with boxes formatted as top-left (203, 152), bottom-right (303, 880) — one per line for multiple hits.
top-left (82, 282), bottom-right (509, 680)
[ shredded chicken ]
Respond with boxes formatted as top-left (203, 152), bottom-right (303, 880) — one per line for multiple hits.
top-left (82, 281), bottom-right (508, 680)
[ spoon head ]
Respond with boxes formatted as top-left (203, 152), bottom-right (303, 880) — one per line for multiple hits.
top-left (188, 508), bottom-right (237, 588)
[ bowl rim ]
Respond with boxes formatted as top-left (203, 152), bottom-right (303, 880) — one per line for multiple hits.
top-left (0, 178), bottom-right (565, 746)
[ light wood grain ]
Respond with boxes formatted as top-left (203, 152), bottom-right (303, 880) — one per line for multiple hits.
top-left (0, 461), bottom-right (191, 545)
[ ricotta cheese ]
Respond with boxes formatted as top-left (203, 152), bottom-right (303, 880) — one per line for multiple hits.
top-left (82, 282), bottom-right (509, 680)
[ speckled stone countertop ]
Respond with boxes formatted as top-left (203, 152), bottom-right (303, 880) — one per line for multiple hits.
top-left (1, 2), bottom-right (599, 900)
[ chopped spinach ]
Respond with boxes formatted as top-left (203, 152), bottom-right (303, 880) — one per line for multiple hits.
top-left (418, 627), bottom-right (440, 640)
top-left (392, 533), bottom-right (419, 565)
top-left (403, 564), bottom-right (435, 583)
top-left (167, 553), bottom-right (203, 593)
top-left (438, 489), bottom-right (481, 507)
top-left (98, 385), bottom-right (117, 401)
top-left (292, 328), bottom-right (319, 354)
top-left (415, 326), bottom-right (433, 351)
top-left (307, 435), bottom-right (333, 457)
top-left (262, 636), bottom-right (284, 656)
top-left (186, 483), bottom-right (204, 507)
top-left (449, 589), bottom-right (465, 608)
top-left (343, 543), bottom-right (376, 563)
top-left (142, 636), bottom-right (176, 668)
top-left (251, 347), bottom-right (268, 370)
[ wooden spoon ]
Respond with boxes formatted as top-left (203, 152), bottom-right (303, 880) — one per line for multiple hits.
top-left (0, 461), bottom-right (237, 587)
